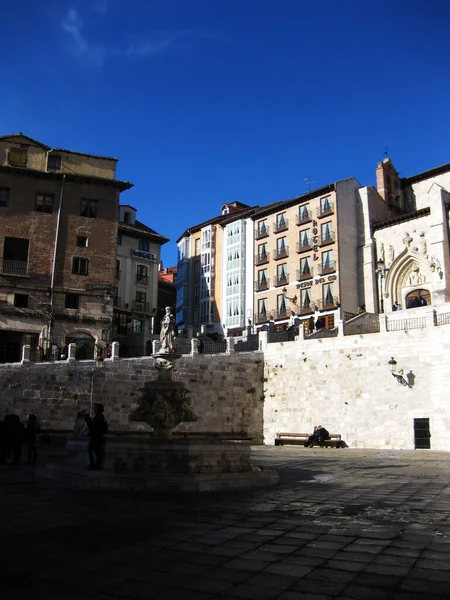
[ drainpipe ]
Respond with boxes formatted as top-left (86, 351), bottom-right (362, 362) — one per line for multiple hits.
top-left (47, 174), bottom-right (65, 349)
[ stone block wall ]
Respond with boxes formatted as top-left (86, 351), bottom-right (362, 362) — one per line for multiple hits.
top-left (0, 353), bottom-right (265, 443)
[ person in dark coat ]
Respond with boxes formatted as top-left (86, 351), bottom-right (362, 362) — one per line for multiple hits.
top-left (305, 425), bottom-right (330, 447)
top-left (26, 415), bottom-right (41, 465)
top-left (87, 403), bottom-right (108, 470)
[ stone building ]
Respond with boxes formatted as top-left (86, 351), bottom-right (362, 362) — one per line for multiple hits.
top-left (114, 204), bottom-right (169, 353)
top-left (0, 133), bottom-right (132, 362)
top-left (360, 158), bottom-right (450, 315)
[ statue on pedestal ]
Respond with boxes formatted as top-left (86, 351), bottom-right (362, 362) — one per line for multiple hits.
top-left (160, 307), bottom-right (176, 353)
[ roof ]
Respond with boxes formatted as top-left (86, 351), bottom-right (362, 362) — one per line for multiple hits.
top-left (372, 207), bottom-right (430, 232)
top-left (0, 133), bottom-right (118, 161)
top-left (0, 164), bottom-right (132, 191)
top-left (251, 183), bottom-right (336, 220)
top-left (220, 205), bottom-right (260, 226)
top-left (401, 161), bottom-right (450, 186)
top-left (118, 219), bottom-right (169, 244)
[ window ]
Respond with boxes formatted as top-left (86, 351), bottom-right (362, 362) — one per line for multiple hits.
top-left (47, 154), bottom-right (61, 170)
top-left (301, 288), bottom-right (311, 311)
top-left (135, 291), bottom-right (147, 311)
top-left (2, 237), bottom-right (29, 276)
top-left (194, 260), bottom-right (201, 280)
top-left (257, 219), bottom-right (268, 237)
top-left (300, 229), bottom-right (310, 249)
top-left (298, 204), bottom-right (310, 222)
top-left (193, 285), bottom-right (199, 304)
top-left (8, 147), bottom-right (27, 167)
top-left (321, 222), bottom-right (333, 243)
top-left (300, 257), bottom-right (311, 279)
top-left (123, 211), bottom-right (131, 224)
top-left (136, 264), bottom-right (148, 284)
top-left (322, 250), bottom-right (334, 273)
top-left (77, 236), bottom-right (88, 248)
top-left (277, 294), bottom-right (287, 317)
top-left (276, 212), bottom-right (287, 230)
top-left (65, 294), bottom-right (80, 309)
top-left (320, 196), bottom-right (333, 214)
top-left (0, 188), bottom-right (9, 207)
top-left (258, 298), bottom-right (268, 319)
top-left (116, 260), bottom-right (121, 280)
top-left (258, 268), bottom-right (268, 289)
top-left (323, 283), bottom-right (335, 306)
top-left (276, 236), bottom-right (287, 255)
top-left (195, 238), bottom-right (200, 255)
top-left (277, 263), bottom-right (288, 284)
top-left (35, 193), bottom-right (54, 213)
top-left (139, 240), bottom-right (150, 252)
top-left (80, 199), bottom-right (98, 218)
top-left (131, 319), bottom-right (143, 333)
top-left (14, 294), bottom-right (29, 308)
top-left (72, 257), bottom-right (89, 275)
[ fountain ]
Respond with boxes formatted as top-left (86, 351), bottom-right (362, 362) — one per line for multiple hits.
top-left (41, 309), bottom-right (278, 492)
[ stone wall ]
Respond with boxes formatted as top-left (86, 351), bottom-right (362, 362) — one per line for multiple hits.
top-left (0, 353), bottom-right (265, 443)
top-left (262, 312), bottom-right (450, 450)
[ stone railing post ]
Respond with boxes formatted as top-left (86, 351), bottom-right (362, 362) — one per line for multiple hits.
top-left (68, 343), bottom-right (77, 364)
top-left (21, 344), bottom-right (31, 364)
top-left (259, 330), bottom-right (268, 350)
top-left (152, 340), bottom-right (160, 354)
top-left (226, 337), bottom-right (235, 354)
top-left (191, 338), bottom-right (200, 355)
top-left (337, 319), bottom-right (345, 336)
top-left (111, 341), bottom-right (120, 361)
top-left (426, 308), bottom-right (437, 328)
top-left (379, 314), bottom-right (388, 333)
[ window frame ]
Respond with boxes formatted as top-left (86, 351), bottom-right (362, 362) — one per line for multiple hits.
top-left (80, 198), bottom-right (98, 219)
top-left (72, 257), bottom-right (89, 275)
top-left (65, 293), bottom-right (80, 309)
top-left (14, 293), bottom-right (29, 308)
top-left (47, 154), bottom-right (61, 171)
top-left (35, 193), bottom-right (54, 214)
top-left (8, 147), bottom-right (27, 167)
top-left (138, 240), bottom-right (150, 252)
top-left (0, 187), bottom-right (10, 207)
top-left (76, 236), bottom-right (88, 248)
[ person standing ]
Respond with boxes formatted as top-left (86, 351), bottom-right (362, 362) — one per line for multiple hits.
top-left (87, 403), bottom-right (108, 470)
top-left (26, 415), bottom-right (41, 465)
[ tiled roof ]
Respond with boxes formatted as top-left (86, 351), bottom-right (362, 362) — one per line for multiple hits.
top-left (119, 219), bottom-right (169, 244)
top-left (0, 133), bottom-right (118, 160)
top-left (0, 164), bottom-right (132, 191)
top-left (402, 162), bottom-right (450, 186)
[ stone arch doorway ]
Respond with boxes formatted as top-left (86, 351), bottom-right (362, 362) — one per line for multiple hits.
top-left (66, 332), bottom-right (95, 359)
top-left (405, 289), bottom-right (431, 309)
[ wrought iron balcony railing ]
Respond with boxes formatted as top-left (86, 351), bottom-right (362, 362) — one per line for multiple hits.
top-left (317, 200), bottom-right (334, 218)
top-left (255, 280), bottom-right (269, 292)
top-left (255, 253), bottom-right (269, 266)
top-left (133, 300), bottom-right (151, 313)
top-left (274, 275), bottom-right (289, 287)
top-left (296, 241), bottom-right (313, 253)
top-left (296, 268), bottom-right (313, 281)
top-left (273, 219), bottom-right (289, 234)
top-left (273, 247), bottom-right (289, 260)
top-left (0, 259), bottom-right (31, 277)
top-left (255, 226), bottom-right (269, 240)
top-left (318, 261), bottom-right (336, 275)
top-left (296, 210), bottom-right (312, 226)
top-left (319, 233), bottom-right (335, 246)
top-left (136, 275), bottom-right (149, 286)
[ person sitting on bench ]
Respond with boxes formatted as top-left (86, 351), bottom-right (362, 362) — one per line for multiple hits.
top-left (305, 425), bottom-right (330, 447)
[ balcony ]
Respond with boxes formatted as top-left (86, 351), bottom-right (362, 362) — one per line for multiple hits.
top-left (133, 300), bottom-right (151, 313)
top-left (136, 275), bottom-right (149, 286)
top-left (255, 313), bottom-right (270, 325)
top-left (255, 253), bottom-right (269, 266)
top-left (255, 226), bottom-right (269, 240)
top-left (273, 274), bottom-right (289, 287)
top-left (273, 218), bottom-right (289, 234)
top-left (316, 296), bottom-right (340, 310)
top-left (317, 200), bottom-right (334, 218)
top-left (296, 210), bottom-right (312, 226)
top-left (296, 241), bottom-right (313, 254)
top-left (319, 233), bottom-right (335, 246)
top-left (298, 305), bottom-right (315, 315)
top-left (318, 261), bottom-right (336, 275)
top-left (273, 247), bottom-right (289, 260)
top-left (0, 259), bottom-right (31, 277)
top-left (296, 268), bottom-right (313, 281)
top-left (255, 280), bottom-right (269, 292)
top-left (275, 308), bottom-right (289, 320)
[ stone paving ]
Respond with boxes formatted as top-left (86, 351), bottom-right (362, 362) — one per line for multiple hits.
top-left (2, 445), bottom-right (450, 599)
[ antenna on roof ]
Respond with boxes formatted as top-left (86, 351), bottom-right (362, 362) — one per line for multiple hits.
top-left (304, 176), bottom-right (315, 192)
top-left (384, 146), bottom-right (389, 157)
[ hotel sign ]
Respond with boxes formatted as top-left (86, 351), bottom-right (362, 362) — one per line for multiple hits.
top-left (131, 249), bottom-right (156, 261)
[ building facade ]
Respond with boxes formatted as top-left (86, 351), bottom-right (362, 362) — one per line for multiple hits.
top-left (0, 133), bottom-right (132, 362)
top-left (114, 205), bottom-right (168, 353)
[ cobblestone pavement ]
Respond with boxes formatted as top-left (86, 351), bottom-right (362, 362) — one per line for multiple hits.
top-left (2, 446), bottom-right (450, 599)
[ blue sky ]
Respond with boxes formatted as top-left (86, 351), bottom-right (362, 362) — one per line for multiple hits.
top-left (1, 0), bottom-right (449, 266)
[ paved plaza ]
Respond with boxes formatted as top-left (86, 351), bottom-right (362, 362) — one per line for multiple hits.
top-left (2, 445), bottom-right (450, 599)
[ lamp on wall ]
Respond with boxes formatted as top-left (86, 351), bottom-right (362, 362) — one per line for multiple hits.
top-left (388, 356), bottom-right (407, 386)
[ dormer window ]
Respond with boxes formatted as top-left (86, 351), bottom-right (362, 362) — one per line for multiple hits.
top-left (222, 207), bottom-right (229, 215)
top-left (124, 212), bottom-right (131, 224)
top-left (8, 147), bottom-right (27, 167)
top-left (47, 154), bottom-right (61, 171)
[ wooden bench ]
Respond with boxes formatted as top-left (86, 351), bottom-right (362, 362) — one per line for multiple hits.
top-left (275, 432), bottom-right (344, 448)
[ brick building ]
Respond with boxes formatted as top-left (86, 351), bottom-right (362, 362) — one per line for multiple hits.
top-left (0, 133), bottom-right (132, 362)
